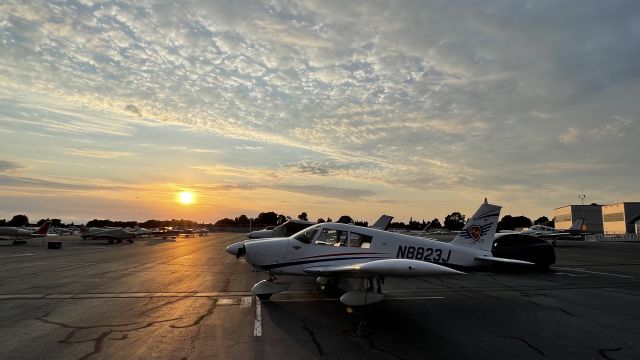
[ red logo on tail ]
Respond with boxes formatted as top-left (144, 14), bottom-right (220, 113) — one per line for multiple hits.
top-left (468, 225), bottom-right (482, 241)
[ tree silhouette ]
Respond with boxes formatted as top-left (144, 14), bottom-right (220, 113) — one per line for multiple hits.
top-left (235, 215), bottom-right (250, 225)
top-left (444, 212), bottom-right (466, 231)
top-left (337, 215), bottom-right (353, 224)
top-left (298, 212), bottom-right (308, 221)
top-left (497, 215), bottom-right (533, 231)
top-left (430, 218), bottom-right (442, 229)
top-left (354, 220), bottom-right (368, 227)
top-left (8, 214), bottom-right (29, 227)
top-left (257, 212), bottom-right (279, 225)
top-left (533, 216), bottom-right (550, 226)
top-left (316, 218), bottom-right (325, 223)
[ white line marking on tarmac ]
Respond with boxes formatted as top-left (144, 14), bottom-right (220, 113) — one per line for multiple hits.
top-left (0, 292), bottom-right (253, 300)
top-left (241, 296), bottom-right (252, 308)
top-left (269, 296), bottom-right (445, 302)
top-left (386, 296), bottom-right (446, 300)
top-left (254, 298), bottom-right (262, 337)
top-left (0, 253), bottom-right (35, 259)
top-left (554, 267), bottom-right (634, 279)
top-left (216, 298), bottom-right (237, 305)
top-left (555, 272), bottom-right (589, 277)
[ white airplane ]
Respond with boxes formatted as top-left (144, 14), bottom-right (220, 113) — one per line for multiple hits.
top-left (247, 215), bottom-right (393, 239)
top-left (226, 200), bottom-right (555, 306)
top-left (247, 219), bottom-right (314, 239)
top-left (81, 227), bottom-right (136, 243)
top-left (0, 221), bottom-right (52, 241)
top-left (498, 218), bottom-right (585, 239)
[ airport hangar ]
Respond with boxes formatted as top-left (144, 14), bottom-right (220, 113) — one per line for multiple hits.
top-left (553, 201), bottom-right (640, 234)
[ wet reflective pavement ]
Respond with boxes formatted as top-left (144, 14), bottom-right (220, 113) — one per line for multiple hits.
top-left (1, 234), bottom-right (639, 359)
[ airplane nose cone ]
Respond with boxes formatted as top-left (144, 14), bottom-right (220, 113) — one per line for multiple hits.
top-left (226, 242), bottom-right (246, 258)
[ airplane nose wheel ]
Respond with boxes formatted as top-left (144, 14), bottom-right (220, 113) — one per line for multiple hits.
top-left (256, 274), bottom-right (278, 300)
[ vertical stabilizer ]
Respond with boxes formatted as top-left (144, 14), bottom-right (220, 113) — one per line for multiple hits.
top-left (371, 215), bottom-right (393, 230)
top-left (34, 221), bottom-right (51, 236)
top-left (450, 201), bottom-right (502, 252)
top-left (568, 218), bottom-right (584, 231)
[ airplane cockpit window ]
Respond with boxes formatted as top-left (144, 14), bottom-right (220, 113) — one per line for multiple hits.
top-left (314, 228), bottom-right (348, 246)
top-left (285, 221), bottom-right (313, 237)
top-left (348, 232), bottom-right (373, 248)
top-left (292, 224), bottom-right (321, 244)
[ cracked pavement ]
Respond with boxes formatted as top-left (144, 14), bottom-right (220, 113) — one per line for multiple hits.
top-left (1, 234), bottom-right (639, 359)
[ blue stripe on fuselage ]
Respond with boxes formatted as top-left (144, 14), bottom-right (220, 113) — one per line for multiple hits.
top-left (260, 256), bottom-right (389, 270)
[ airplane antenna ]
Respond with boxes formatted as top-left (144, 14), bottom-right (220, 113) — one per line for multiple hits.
top-left (484, 197), bottom-right (488, 204)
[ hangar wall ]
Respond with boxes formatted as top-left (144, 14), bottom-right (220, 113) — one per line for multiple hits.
top-left (553, 205), bottom-right (604, 233)
top-left (602, 202), bottom-right (640, 234)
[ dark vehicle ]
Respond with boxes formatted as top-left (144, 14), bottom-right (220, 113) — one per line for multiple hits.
top-left (492, 234), bottom-right (556, 270)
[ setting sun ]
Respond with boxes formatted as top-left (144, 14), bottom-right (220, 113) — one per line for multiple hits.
top-left (178, 191), bottom-right (194, 205)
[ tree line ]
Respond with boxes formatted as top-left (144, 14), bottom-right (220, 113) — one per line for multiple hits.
top-left (1, 212), bottom-right (555, 231)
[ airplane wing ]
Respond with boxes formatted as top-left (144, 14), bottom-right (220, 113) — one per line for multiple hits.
top-left (303, 258), bottom-right (464, 277)
top-left (474, 255), bottom-right (535, 265)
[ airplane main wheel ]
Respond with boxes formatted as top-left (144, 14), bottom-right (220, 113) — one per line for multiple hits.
top-left (257, 293), bottom-right (272, 301)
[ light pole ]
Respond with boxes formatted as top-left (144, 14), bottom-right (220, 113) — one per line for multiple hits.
top-left (578, 194), bottom-right (586, 227)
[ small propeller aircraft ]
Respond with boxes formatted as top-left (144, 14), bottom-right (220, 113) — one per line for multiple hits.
top-left (0, 221), bottom-right (52, 243)
top-left (226, 200), bottom-right (555, 306)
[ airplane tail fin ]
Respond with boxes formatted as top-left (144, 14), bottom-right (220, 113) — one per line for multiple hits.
top-left (371, 215), bottom-right (393, 231)
top-left (35, 221), bottom-right (52, 235)
top-left (569, 218), bottom-right (584, 231)
top-left (449, 199), bottom-right (502, 252)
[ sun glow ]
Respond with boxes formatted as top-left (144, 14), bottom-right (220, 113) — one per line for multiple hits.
top-left (178, 191), bottom-right (194, 204)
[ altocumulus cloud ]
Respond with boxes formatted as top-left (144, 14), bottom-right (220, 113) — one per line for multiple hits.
top-left (0, 0), bottom-right (639, 206)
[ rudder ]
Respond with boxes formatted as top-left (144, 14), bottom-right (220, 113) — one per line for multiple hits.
top-left (450, 199), bottom-right (502, 252)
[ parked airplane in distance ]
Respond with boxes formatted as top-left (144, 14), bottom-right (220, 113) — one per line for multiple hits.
top-left (247, 219), bottom-right (314, 239)
top-left (81, 227), bottom-right (136, 243)
top-left (247, 215), bottom-right (394, 240)
top-left (226, 200), bottom-right (555, 306)
top-left (498, 218), bottom-right (586, 240)
top-left (0, 221), bottom-right (52, 243)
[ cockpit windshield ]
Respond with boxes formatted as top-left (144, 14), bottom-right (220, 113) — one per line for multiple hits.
top-left (292, 224), bottom-right (321, 244)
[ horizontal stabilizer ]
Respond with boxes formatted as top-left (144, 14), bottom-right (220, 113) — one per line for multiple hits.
top-left (304, 259), bottom-right (464, 277)
top-left (474, 256), bottom-right (535, 266)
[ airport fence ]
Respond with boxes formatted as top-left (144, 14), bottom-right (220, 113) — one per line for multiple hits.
top-left (585, 234), bottom-right (640, 242)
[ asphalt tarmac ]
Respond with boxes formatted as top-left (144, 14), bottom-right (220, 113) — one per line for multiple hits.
top-left (0, 234), bottom-right (638, 360)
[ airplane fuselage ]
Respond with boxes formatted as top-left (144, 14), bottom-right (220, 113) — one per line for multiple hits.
top-left (242, 227), bottom-right (486, 276)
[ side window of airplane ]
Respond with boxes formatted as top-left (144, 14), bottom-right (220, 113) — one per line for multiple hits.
top-left (314, 229), bottom-right (347, 246)
top-left (293, 226), bottom-right (320, 244)
top-left (349, 232), bottom-right (373, 248)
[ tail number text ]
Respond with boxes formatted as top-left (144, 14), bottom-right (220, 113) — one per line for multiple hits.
top-left (396, 246), bottom-right (451, 263)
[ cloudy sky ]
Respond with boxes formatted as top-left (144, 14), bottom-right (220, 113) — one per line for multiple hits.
top-left (1, 0), bottom-right (639, 224)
